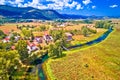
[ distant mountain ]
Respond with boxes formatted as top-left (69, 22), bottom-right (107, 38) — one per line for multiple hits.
top-left (0, 5), bottom-right (65, 20)
top-left (62, 14), bottom-right (87, 19)
top-left (1, 5), bottom-right (114, 20)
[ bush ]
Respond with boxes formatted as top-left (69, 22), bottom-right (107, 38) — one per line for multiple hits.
top-left (0, 30), bottom-right (6, 39)
top-left (69, 29), bottom-right (82, 35)
top-left (39, 25), bottom-right (49, 31)
top-left (88, 28), bottom-right (97, 34)
top-left (81, 26), bottom-right (89, 37)
top-left (95, 21), bottom-right (113, 29)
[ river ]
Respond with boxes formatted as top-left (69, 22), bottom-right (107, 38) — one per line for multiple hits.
top-left (38, 28), bottom-right (113, 80)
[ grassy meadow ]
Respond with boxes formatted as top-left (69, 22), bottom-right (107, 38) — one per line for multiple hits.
top-left (43, 27), bottom-right (120, 80)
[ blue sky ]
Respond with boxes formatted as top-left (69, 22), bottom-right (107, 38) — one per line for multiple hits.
top-left (0, 0), bottom-right (120, 16)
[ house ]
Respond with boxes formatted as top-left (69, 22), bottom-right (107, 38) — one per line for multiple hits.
top-left (65, 32), bottom-right (73, 41)
top-left (34, 36), bottom-right (43, 43)
top-left (27, 42), bottom-right (39, 54)
top-left (87, 25), bottom-right (94, 28)
top-left (11, 46), bottom-right (16, 50)
top-left (43, 35), bottom-right (53, 43)
top-left (2, 37), bottom-right (10, 43)
top-left (4, 31), bottom-right (10, 35)
top-left (14, 36), bottom-right (20, 42)
top-left (57, 24), bottom-right (65, 27)
top-left (43, 31), bottom-right (53, 44)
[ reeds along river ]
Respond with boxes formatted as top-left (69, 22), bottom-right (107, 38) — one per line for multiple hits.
top-left (38, 28), bottom-right (113, 80)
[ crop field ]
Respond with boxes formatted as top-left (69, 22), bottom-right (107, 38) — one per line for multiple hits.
top-left (0, 24), bottom-right (20, 33)
top-left (0, 22), bottom-right (42, 33)
top-left (44, 26), bottom-right (120, 80)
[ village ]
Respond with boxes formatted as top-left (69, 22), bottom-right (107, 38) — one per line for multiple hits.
top-left (0, 20), bottom-right (98, 55)
top-left (0, 20), bottom-right (114, 80)
top-left (1, 24), bottom-right (73, 54)
top-left (0, 0), bottom-right (120, 79)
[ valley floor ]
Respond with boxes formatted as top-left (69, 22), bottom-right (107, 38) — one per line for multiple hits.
top-left (43, 28), bottom-right (120, 80)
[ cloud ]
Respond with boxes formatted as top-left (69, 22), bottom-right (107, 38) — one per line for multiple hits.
top-left (66, 1), bottom-right (78, 9)
top-left (82, 0), bottom-right (91, 5)
top-left (76, 4), bottom-right (83, 10)
top-left (7, 0), bottom-right (24, 7)
top-left (110, 5), bottom-right (118, 8)
top-left (92, 6), bottom-right (96, 9)
top-left (31, 0), bottom-right (40, 4)
top-left (0, 0), bottom-right (5, 5)
top-left (0, 0), bottom-right (84, 10)
top-left (15, 0), bottom-right (24, 4)
top-left (45, 0), bottom-right (79, 9)
top-left (37, 0), bottom-right (80, 10)
top-left (24, 2), bottom-right (48, 9)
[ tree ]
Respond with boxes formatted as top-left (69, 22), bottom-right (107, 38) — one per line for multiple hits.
top-left (16, 40), bottom-right (28, 63)
top-left (0, 42), bottom-right (13, 50)
top-left (49, 29), bottom-right (67, 58)
top-left (95, 21), bottom-right (113, 29)
top-left (50, 30), bottom-right (64, 42)
top-left (103, 22), bottom-right (113, 29)
top-left (95, 21), bottom-right (104, 28)
top-left (81, 26), bottom-right (89, 37)
top-left (88, 28), bottom-right (97, 34)
top-left (83, 20), bottom-right (93, 24)
top-left (12, 32), bottom-right (20, 36)
top-left (48, 40), bottom-right (63, 58)
top-left (48, 43), bottom-right (55, 57)
top-left (0, 50), bottom-right (20, 80)
top-left (0, 30), bottom-right (6, 39)
top-left (39, 25), bottom-right (47, 31)
top-left (22, 28), bottom-right (33, 39)
top-left (55, 40), bottom-right (63, 57)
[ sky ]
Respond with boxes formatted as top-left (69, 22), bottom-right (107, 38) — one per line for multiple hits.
top-left (0, 0), bottom-right (120, 16)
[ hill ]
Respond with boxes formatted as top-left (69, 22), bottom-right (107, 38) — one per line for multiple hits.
top-left (0, 5), bottom-right (113, 20)
top-left (0, 5), bottom-right (65, 20)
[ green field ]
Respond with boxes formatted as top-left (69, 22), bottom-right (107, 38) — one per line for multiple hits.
top-left (44, 28), bottom-right (120, 80)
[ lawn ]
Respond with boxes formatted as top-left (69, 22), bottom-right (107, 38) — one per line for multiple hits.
top-left (43, 28), bottom-right (120, 80)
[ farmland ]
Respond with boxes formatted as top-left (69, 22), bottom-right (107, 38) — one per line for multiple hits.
top-left (43, 22), bottom-right (120, 80)
top-left (0, 19), bottom-right (118, 80)
top-left (0, 22), bottom-right (42, 33)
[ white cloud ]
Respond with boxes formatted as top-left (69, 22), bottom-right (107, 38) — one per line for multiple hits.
top-left (17, 3), bottom-right (24, 7)
top-left (82, 0), bottom-right (91, 5)
top-left (0, 0), bottom-right (5, 5)
top-left (26, 3), bottom-right (48, 9)
top-left (48, 4), bottom-right (63, 10)
top-left (42, 0), bottom-right (80, 10)
top-left (92, 6), bottom-right (96, 9)
top-left (66, 1), bottom-right (78, 9)
top-left (7, 0), bottom-right (24, 7)
top-left (31, 0), bottom-right (40, 4)
top-left (46, 0), bottom-right (65, 10)
top-left (19, 0), bottom-right (46, 9)
top-left (110, 5), bottom-right (118, 8)
top-left (43, 0), bottom-right (80, 10)
top-left (15, 0), bottom-right (24, 4)
top-left (76, 4), bottom-right (83, 10)
top-left (1, 0), bottom-right (84, 10)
